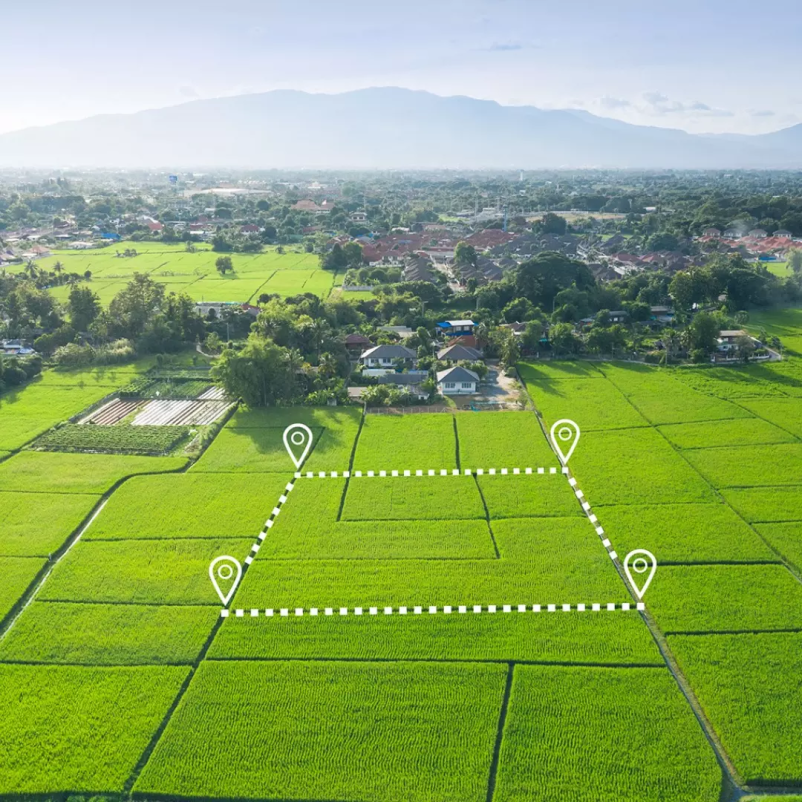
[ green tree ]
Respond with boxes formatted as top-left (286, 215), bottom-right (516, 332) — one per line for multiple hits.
top-left (342, 241), bottom-right (364, 267)
top-left (212, 336), bottom-right (299, 406)
top-left (539, 212), bottom-right (567, 235)
top-left (107, 273), bottom-right (166, 340)
top-left (216, 256), bottom-right (234, 275)
top-left (454, 241), bottom-right (478, 268)
top-left (788, 249), bottom-right (802, 276)
top-left (549, 323), bottom-right (582, 356)
top-left (684, 312), bottom-right (719, 353)
top-left (322, 243), bottom-right (349, 271)
top-left (68, 285), bottom-right (100, 331)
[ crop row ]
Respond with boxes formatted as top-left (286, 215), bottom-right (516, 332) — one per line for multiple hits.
top-left (33, 423), bottom-right (190, 455)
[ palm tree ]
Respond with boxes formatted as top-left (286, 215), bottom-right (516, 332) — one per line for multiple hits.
top-left (663, 329), bottom-right (680, 366)
top-left (24, 259), bottom-right (37, 279)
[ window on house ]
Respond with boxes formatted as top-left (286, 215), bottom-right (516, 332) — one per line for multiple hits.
top-left (461, 382), bottom-right (472, 389)
top-left (444, 382), bottom-right (456, 389)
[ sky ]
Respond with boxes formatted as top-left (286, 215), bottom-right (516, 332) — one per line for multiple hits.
top-left (3, 0), bottom-right (802, 136)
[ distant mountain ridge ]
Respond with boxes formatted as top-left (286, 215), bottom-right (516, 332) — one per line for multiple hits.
top-left (1, 87), bottom-right (800, 170)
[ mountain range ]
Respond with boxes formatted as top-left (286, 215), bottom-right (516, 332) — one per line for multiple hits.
top-left (1, 87), bottom-right (801, 170)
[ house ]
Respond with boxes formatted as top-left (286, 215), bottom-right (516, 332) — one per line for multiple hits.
top-left (351, 211), bottom-right (368, 223)
top-left (436, 366), bottom-right (479, 395)
top-left (716, 329), bottom-right (754, 352)
top-left (344, 333), bottom-right (372, 357)
top-left (702, 228), bottom-right (721, 238)
top-left (0, 339), bottom-right (35, 357)
top-left (609, 310), bottom-right (629, 325)
top-left (649, 306), bottom-right (675, 325)
top-left (359, 344), bottom-right (417, 369)
top-left (240, 224), bottom-right (261, 234)
top-left (773, 229), bottom-right (794, 239)
top-left (748, 229), bottom-right (768, 239)
top-left (437, 344), bottom-right (483, 362)
top-left (292, 199), bottom-right (321, 212)
top-left (436, 319), bottom-right (476, 337)
top-left (723, 228), bottom-right (742, 239)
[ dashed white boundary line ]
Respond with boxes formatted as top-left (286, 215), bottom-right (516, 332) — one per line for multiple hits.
top-left (229, 462), bottom-right (637, 620)
top-left (222, 602), bottom-right (645, 618)
top-left (295, 467), bottom-right (564, 478)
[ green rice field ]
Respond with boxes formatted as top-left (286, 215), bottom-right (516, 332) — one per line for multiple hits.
top-left (2, 312), bottom-right (802, 800)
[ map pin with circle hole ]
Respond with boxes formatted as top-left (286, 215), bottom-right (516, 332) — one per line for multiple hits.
top-left (624, 549), bottom-right (657, 600)
top-left (209, 556), bottom-right (242, 606)
top-left (283, 423), bottom-right (313, 469)
top-left (550, 419), bottom-right (580, 464)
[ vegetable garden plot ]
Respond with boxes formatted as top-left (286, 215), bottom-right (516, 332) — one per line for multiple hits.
top-left (0, 664), bottom-right (188, 794)
top-left (647, 564), bottom-right (802, 633)
top-left (210, 606), bottom-right (662, 664)
top-left (739, 397), bottom-right (802, 438)
top-left (723, 486), bottom-right (802, 522)
top-left (132, 398), bottom-right (229, 425)
top-left (40, 538), bottom-right (255, 605)
top-left (754, 522), bottom-right (802, 572)
top-left (0, 557), bottom-right (47, 622)
top-left (260, 479), bottom-right (497, 559)
top-left (526, 377), bottom-right (649, 431)
top-left (685, 443), bottom-right (802, 487)
top-left (455, 411), bottom-right (558, 467)
top-left (567, 427), bottom-right (716, 505)
top-left (231, 517), bottom-right (628, 610)
top-left (669, 632), bottom-right (802, 784)
top-left (493, 666), bottom-right (721, 802)
top-left (597, 503), bottom-right (777, 563)
top-left (134, 661), bottom-right (506, 802)
top-left (1, 491), bottom-right (100, 557)
top-left (0, 602), bottom-right (219, 665)
top-left (0, 451), bottom-right (186, 494)
top-left (658, 418), bottom-right (796, 449)
top-left (353, 414), bottom-right (458, 472)
top-left (85, 473), bottom-right (291, 539)
top-left (79, 398), bottom-right (142, 424)
top-left (33, 423), bottom-right (190, 455)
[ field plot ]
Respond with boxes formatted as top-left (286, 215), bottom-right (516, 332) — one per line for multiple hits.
top-left (456, 411), bottom-right (558, 466)
top-left (493, 665), bottom-right (720, 802)
top-left (567, 427), bottom-right (715, 505)
top-left (739, 397), bottom-right (802, 437)
top-left (342, 475), bottom-right (486, 521)
top-left (525, 376), bottom-right (648, 431)
top-left (669, 632), bottom-right (802, 784)
top-left (269, 478), bottom-right (497, 558)
top-left (353, 414), bottom-right (458, 471)
top-left (755, 522), bottom-right (802, 572)
top-left (232, 516), bottom-right (628, 609)
top-left (40, 538), bottom-right (254, 604)
top-left (602, 363), bottom-right (752, 424)
top-left (597, 503), bottom-right (777, 563)
top-left (478, 474), bottom-right (584, 518)
top-left (0, 383), bottom-right (117, 450)
top-left (723, 486), bottom-right (802, 522)
top-left (39, 244), bottom-right (336, 304)
top-left (1, 491), bottom-right (100, 556)
top-left (647, 564), bottom-right (802, 633)
top-left (200, 407), bottom-right (361, 472)
top-left (518, 361), bottom-right (605, 381)
top-left (85, 473), bottom-right (291, 539)
top-left (658, 418), bottom-right (796, 449)
top-left (685, 443), bottom-right (802, 487)
top-left (0, 602), bottom-right (218, 665)
top-left (209, 607), bottom-right (661, 664)
top-left (0, 451), bottom-right (186, 494)
top-left (135, 661), bottom-right (506, 802)
top-left (0, 664), bottom-right (188, 793)
top-left (0, 557), bottom-right (47, 621)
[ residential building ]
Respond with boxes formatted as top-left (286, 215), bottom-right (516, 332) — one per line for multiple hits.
top-left (344, 333), bottom-right (372, 357)
top-left (437, 344), bottom-right (483, 362)
top-left (359, 344), bottom-right (417, 369)
top-left (436, 366), bottom-right (479, 395)
top-left (436, 319), bottom-right (476, 337)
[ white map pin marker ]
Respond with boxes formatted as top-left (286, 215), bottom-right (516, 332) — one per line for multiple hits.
top-left (624, 549), bottom-right (657, 600)
top-left (283, 423), bottom-right (313, 469)
top-left (550, 419), bottom-right (580, 464)
top-left (209, 556), bottom-right (242, 606)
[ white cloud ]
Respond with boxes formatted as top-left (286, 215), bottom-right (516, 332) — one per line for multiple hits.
top-left (641, 91), bottom-right (733, 117)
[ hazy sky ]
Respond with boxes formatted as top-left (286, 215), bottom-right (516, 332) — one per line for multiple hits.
top-left (3, 0), bottom-right (801, 136)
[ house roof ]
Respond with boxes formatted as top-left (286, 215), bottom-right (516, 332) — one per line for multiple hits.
top-left (437, 344), bottom-right (483, 361)
top-left (719, 330), bottom-right (747, 338)
top-left (345, 333), bottom-right (371, 345)
top-left (360, 344), bottom-right (416, 360)
top-left (437, 319), bottom-right (475, 328)
top-left (437, 366), bottom-right (479, 383)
